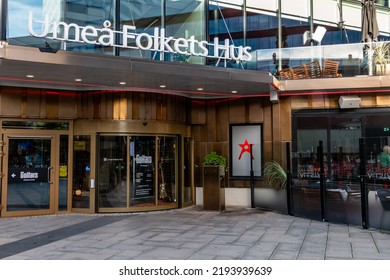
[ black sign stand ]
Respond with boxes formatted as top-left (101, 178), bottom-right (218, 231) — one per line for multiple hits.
top-left (250, 144), bottom-right (255, 208)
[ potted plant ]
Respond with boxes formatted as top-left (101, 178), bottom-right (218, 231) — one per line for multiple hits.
top-left (202, 151), bottom-right (227, 211)
top-left (263, 160), bottom-right (287, 190)
top-left (203, 151), bottom-right (227, 174)
top-left (373, 41), bottom-right (390, 75)
top-left (256, 160), bottom-right (288, 213)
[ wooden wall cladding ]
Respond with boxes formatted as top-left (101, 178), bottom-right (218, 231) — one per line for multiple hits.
top-left (0, 87), bottom-right (190, 123)
top-left (191, 97), bottom-right (271, 188)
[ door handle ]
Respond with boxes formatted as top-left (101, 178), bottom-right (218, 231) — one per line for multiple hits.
top-left (48, 167), bottom-right (54, 184)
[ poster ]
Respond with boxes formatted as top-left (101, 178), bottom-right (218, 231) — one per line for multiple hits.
top-left (231, 124), bottom-right (262, 177)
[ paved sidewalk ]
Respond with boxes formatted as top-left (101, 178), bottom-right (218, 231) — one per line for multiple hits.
top-left (1, 206), bottom-right (390, 260)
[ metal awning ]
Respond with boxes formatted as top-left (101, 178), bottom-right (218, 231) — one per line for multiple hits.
top-left (0, 44), bottom-right (275, 99)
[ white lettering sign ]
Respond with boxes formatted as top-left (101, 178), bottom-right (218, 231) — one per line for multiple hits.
top-left (28, 12), bottom-right (252, 62)
top-left (135, 155), bottom-right (152, 164)
top-left (20, 171), bottom-right (39, 179)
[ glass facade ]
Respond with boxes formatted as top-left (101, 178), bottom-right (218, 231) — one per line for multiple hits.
top-left (292, 109), bottom-right (390, 228)
top-left (8, 0), bottom-right (205, 62)
top-left (7, 1), bottom-right (390, 70)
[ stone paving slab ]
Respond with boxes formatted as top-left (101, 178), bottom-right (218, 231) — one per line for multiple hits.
top-left (1, 206), bottom-right (390, 260)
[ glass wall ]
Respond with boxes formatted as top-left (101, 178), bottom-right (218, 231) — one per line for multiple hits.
top-left (165, 0), bottom-right (205, 64)
top-left (7, 1), bottom-right (390, 68)
top-left (377, 0), bottom-right (389, 7)
top-left (97, 134), bottom-right (177, 211)
top-left (8, 0), bottom-right (62, 48)
top-left (119, 0), bottom-right (163, 59)
top-left (292, 109), bottom-right (390, 227)
top-left (8, 0), bottom-right (205, 61)
top-left (64, 0), bottom-right (115, 54)
top-left (208, 0), bottom-right (244, 68)
top-left (208, 0), bottom-right (390, 69)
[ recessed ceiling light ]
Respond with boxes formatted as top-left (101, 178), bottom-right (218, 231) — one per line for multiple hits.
top-left (75, 78), bottom-right (82, 82)
top-left (26, 75), bottom-right (34, 78)
top-left (231, 90), bottom-right (238, 94)
top-left (160, 85), bottom-right (167, 88)
top-left (119, 82), bottom-right (126, 85)
top-left (197, 88), bottom-right (204, 91)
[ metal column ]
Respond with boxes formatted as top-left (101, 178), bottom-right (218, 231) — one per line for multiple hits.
top-left (359, 138), bottom-right (369, 229)
top-left (277, 0), bottom-right (282, 72)
top-left (0, 0), bottom-right (7, 41)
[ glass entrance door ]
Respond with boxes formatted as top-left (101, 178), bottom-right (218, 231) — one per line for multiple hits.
top-left (4, 137), bottom-right (55, 216)
top-left (292, 114), bottom-right (362, 225)
top-left (97, 134), bottom-right (178, 212)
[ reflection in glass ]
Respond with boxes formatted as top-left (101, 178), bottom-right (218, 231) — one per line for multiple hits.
top-left (119, 0), bottom-right (162, 59)
top-left (166, 0), bottom-right (205, 64)
top-left (157, 136), bottom-right (176, 206)
top-left (97, 135), bottom-right (180, 211)
top-left (59, 135), bottom-right (69, 211)
top-left (130, 136), bottom-right (156, 207)
top-left (2, 121), bottom-right (69, 130)
top-left (98, 136), bottom-right (127, 208)
top-left (208, 2), bottom-right (244, 68)
top-left (72, 135), bottom-right (91, 208)
top-left (8, 1), bottom-right (62, 49)
top-left (292, 113), bottom-right (363, 225)
top-left (65, 0), bottom-right (115, 54)
top-left (7, 138), bottom-right (51, 211)
top-left (184, 138), bottom-right (193, 204)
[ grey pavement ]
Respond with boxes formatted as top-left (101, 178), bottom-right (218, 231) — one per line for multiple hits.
top-left (1, 206), bottom-right (390, 260)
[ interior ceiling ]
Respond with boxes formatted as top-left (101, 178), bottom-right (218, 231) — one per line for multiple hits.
top-left (0, 44), bottom-right (274, 99)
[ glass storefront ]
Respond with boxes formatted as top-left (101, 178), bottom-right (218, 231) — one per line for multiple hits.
top-left (97, 134), bottom-right (177, 211)
top-left (0, 117), bottom-right (190, 217)
top-left (292, 109), bottom-right (390, 228)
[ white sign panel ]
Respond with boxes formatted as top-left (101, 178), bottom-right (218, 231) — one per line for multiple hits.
top-left (231, 125), bottom-right (262, 177)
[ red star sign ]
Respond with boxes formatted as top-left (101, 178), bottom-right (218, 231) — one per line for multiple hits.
top-left (238, 139), bottom-right (254, 160)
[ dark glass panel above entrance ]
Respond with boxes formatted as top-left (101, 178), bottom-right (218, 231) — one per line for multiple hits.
top-left (2, 121), bottom-right (69, 130)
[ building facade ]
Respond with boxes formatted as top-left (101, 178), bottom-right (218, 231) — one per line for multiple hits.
top-left (2, 0), bottom-right (390, 231)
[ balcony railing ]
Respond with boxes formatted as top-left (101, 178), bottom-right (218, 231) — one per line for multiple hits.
top-left (250, 42), bottom-right (390, 79)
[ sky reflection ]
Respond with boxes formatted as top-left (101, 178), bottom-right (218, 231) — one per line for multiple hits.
top-left (9, 0), bottom-right (43, 37)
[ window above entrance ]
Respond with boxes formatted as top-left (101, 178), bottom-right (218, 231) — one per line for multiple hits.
top-left (2, 121), bottom-right (69, 130)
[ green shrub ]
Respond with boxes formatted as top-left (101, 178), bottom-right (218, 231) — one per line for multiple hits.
top-left (263, 161), bottom-right (287, 190)
top-left (202, 152), bottom-right (227, 167)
